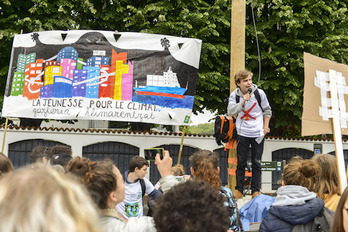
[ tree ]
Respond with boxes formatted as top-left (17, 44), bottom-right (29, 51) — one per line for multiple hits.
top-left (190, 123), bottom-right (214, 134)
top-left (2, 0), bottom-right (348, 136)
top-left (245, 0), bottom-right (348, 136)
top-left (0, 0), bottom-right (231, 129)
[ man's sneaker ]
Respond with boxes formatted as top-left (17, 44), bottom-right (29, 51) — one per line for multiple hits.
top-left (252, 192), bottom-right (261, 198)
top-left (233, 190), bottom-right (243, 200)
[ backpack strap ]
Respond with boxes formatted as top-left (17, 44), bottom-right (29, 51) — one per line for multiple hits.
top-left (219, 115), bottom-right (225, 135)
top-left (123, 172), bottom-right (146, 198)
top-left (254, 89), bottom-right (263, 112)
top-left (140, 178), bottom-right (146, 197)
top-left (227, 116), bottom-right (234, 141)
top-left (235, 89), bottom-right (263, 112)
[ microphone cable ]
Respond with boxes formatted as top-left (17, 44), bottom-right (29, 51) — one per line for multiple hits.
top-left (250, 0), bottom-right (261, 86)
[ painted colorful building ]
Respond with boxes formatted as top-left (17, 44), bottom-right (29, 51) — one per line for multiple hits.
top-left (72, 69), bottom-right (87, 98)
top-left (40, 84), bottom-right (54, 98)
top-left (53, 76), bottom-right (73, 98)
top-left (57, 47), bottom-right (78, 63)
top-left (114, 60), bottom-right (129, 100)
top-left (44, 66), bottom-right (62, 85)
top-left (87, 57), bottom-right (109, 67)
top-left (23, 59), bottom-right (44, 100)
top-left (121, 61), bottom-right (134, 101)
top-left (110, 50), bottom-right (127, 99)
top-left (44, 61), bottom-right (60, 68)
top-left (10, 72), bottom-right (25, 96)
top-left (17, 53), bottom-right (36, 73)
top-left (99, 65), bottom-right (111, 98)
top-left (76, 58), bottom-right (84, 70)
top-left (60, 58), bottom-right (76, 79)
top-left (84, 67), bottom-right (100, 99)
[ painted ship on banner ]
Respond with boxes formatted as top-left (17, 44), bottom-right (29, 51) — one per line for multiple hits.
top-left (133, 67), bottom-right (187, 99)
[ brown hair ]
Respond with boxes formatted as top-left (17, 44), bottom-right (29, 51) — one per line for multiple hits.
top-left (312, 154), bottom-right (341, 201)
top-left (30, 146), bottom-right (52, 163)
top-left (0, 153), bottom-right (13, 177)
top-left (282, 156), bottom-right (320, 191)
top-left (51, 145), bottom-right (73, 157)
top-left (189, 150), bottom-right (221, 191)
top-left (234, 69), bottom-right (253, 86)
top-left (171, 164), bottom-right (185, 176)
top-left (153, 180), bottom-right (229, 232)
top-left (66, 157), bottom-right (117, 209)
top-left (128, 156), bottom-right (149, 172)
top-left (331, 187), bottom-right (348, 232)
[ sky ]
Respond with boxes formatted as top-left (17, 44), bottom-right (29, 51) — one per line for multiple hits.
top-left (190, 109), bottom-right (217, 125)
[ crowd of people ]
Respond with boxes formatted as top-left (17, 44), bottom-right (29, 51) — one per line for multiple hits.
top-left (0, 145), bottom-right (347, 232)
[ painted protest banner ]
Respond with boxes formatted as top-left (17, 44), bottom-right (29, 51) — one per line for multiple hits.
top-left (2, 30), bottom-right (202, 125)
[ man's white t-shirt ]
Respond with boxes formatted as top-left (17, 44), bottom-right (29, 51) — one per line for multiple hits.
top-left (116, 176), bottom-right (155, 219)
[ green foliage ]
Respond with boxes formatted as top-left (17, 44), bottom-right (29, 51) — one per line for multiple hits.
top-left (245, 0), bottom-right (348, 136)
top-left (2, 1), bottom-right (348, 136)
top-left (189, 123), bottom-right (214, 134)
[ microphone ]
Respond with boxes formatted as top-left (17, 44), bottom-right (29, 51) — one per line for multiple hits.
top-left (248, 88), bottom-right (252, 94)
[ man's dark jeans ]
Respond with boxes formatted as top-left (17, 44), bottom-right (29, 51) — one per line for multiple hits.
top-left (236, 135), bottom-right (264, 194)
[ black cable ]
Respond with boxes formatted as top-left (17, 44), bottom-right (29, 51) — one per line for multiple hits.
top-left (250, 0), bottom-right (261, 86)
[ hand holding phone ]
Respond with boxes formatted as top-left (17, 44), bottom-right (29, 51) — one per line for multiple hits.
top-left (144, 148), bottom-right (164, 161)
top-left (155, 150), bottom-right (172, 178)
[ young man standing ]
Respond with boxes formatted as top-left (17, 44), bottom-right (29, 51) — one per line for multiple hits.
top-left (116, 156), bottom-right (161, 219)
top-left (227, 69), bottom-right (272, 199)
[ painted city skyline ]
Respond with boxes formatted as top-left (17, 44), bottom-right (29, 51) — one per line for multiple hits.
top-left (3, 31), bottom-right (202, 125)
top-left (10, 47), bottom-right (134, 101)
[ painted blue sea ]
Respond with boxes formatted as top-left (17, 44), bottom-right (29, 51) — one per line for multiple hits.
top-left (132, 93), bottom-right (194, 109)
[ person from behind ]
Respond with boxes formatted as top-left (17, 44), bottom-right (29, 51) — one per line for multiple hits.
top-left (312, 153), bottom-right (341, 211)
top-left (171, 163), bottom-right (185, 176)
top-left (116, 156), bottom-right (161, 219)
top-left (153, 179), bottom-right (230, 232)
top-left (30, 145), bottom-right (52, 163)
top-left (67, 151), bottom-right (178, 232)
top-left (227, 69), bottom-right (272, 199)
top-left (154, 163), bottom-right (187, 190)
top-left (0, 164), bottom-right (100, 232)
top-left (331, 187), bottom-right (348, 232)
top-left (51, 145), bottom-right (73, 157)
top-left (259, 157), bottom-right (334, 232)
top-left (48, 153), bottom-right (73, 172)
top-left (0, 152), bottom-right (13, 177)
top-left (189, 150), bottom-right (240, 231)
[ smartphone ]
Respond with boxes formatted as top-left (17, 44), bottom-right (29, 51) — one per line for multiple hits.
top-left (144, 148), bottom-right (164, 161)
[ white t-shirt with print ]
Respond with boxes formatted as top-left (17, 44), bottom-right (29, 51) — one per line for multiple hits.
top-left (116, 177), bottom-right (155, 219)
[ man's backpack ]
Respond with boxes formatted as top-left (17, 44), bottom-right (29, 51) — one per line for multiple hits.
top-left (213, 115), bottom-right (237, 146)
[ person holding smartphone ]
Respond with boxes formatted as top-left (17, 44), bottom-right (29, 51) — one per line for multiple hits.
top-left (116, 156), bottom-right (162, 219)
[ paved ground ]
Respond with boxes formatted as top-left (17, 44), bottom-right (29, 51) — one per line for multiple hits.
top-left (236, 194), bottom-right (252, 209)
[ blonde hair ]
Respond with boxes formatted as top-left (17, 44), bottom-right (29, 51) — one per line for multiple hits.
top-left (171, 164), bottom-right (185, 176)
top-left (0, 164), bottom-right (101, 232)
top-left (0, 153), bottom-right (13, 177)
top-left (234, 69), bottom-right (253, 86)
top-left (282, 156), bottom-right (320, 191)
top-left (312, 154), bottom-right (341, 201)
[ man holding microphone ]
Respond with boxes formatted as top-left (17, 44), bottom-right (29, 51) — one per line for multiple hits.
top-left (227, 69), bottom-right (272, 199)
